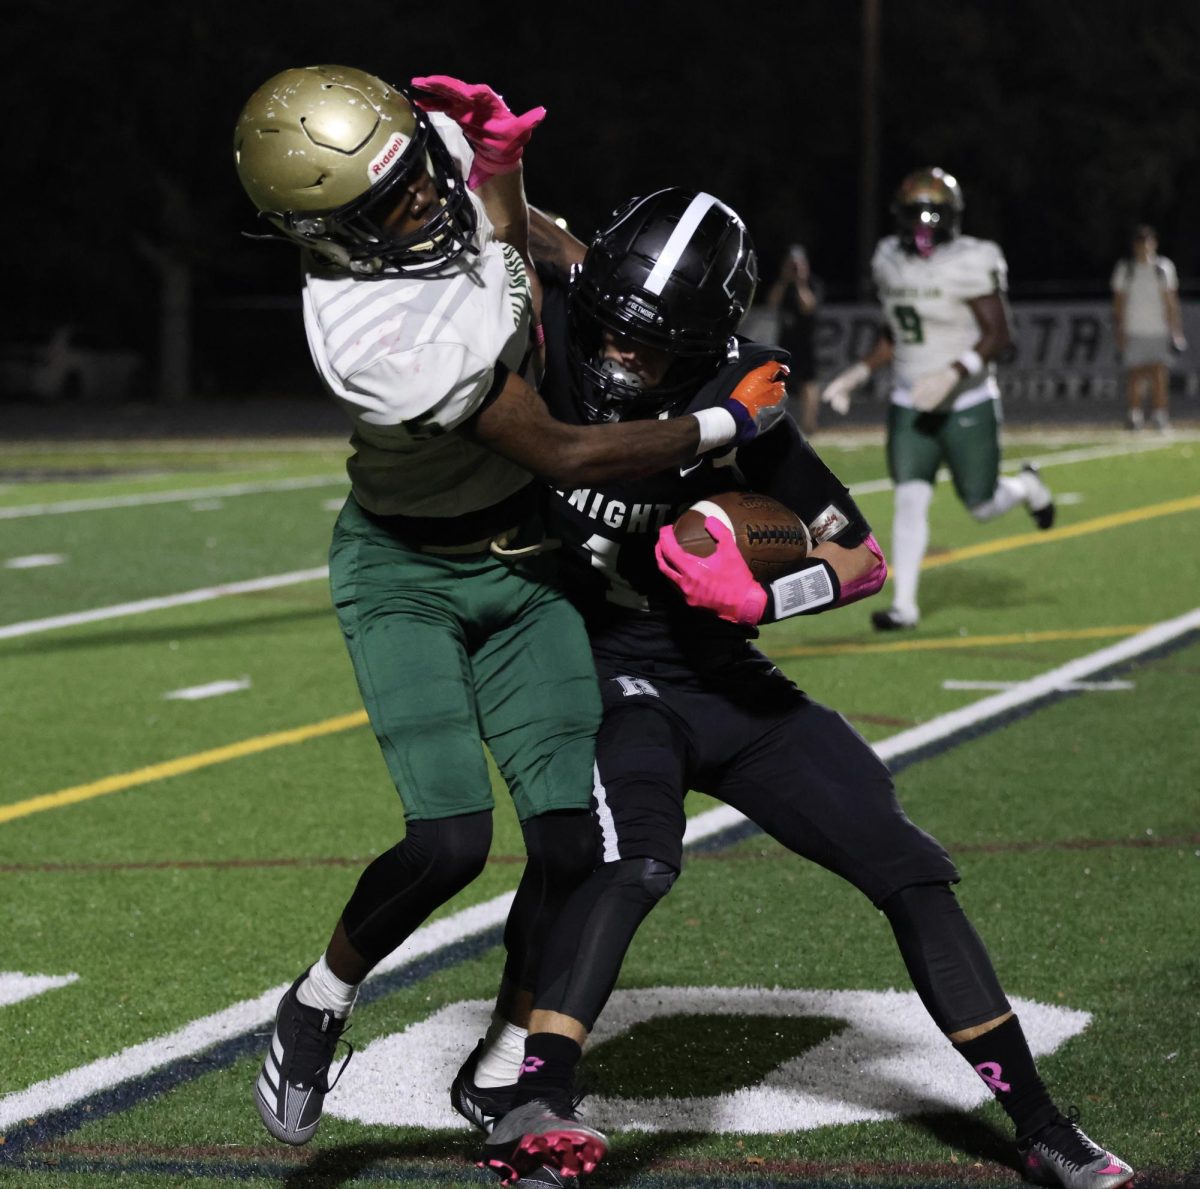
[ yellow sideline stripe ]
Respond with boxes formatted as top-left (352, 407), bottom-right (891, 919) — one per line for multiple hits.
top-left (921, 493), bottom-right (1200, 570)
top-left (771, 624), bottom-right (1145, 659)
top-left (0, 711), bottom-right (368, 826)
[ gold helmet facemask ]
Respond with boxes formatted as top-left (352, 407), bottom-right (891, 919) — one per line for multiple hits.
top-left (892, 167), bottom-right (964, 258)
top-left (233, 65), bottom-right (477, 275)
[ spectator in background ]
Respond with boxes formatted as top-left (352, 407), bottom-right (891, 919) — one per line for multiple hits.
top-left (1111, 224), bottom-right (1186, 431)
top-left (766, 244), bottom-right (822, 434)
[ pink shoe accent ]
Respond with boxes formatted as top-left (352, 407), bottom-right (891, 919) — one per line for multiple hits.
top-left (1097, 1158), bottom-right (1127, 1175)
top-left (517, 1128), bottom-right (608, 1177)
top-left (1025, 1153), bottom-right (1042, 1170)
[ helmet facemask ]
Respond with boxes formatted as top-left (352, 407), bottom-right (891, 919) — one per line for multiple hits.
top-left (892, 168), bottom-right (964, 258)
top-left (567, 189), bottom-right (757, 423)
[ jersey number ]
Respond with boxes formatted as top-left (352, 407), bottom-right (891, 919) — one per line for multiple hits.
top-left (892, 304), bottom-right (925, 344)
top-left (583, 533), bottom-right (648, 610)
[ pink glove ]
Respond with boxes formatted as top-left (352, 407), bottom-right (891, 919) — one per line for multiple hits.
top-left (410, 75), bottom-right (546, 189)
top-left (655, 518), bottom-right (767, 626)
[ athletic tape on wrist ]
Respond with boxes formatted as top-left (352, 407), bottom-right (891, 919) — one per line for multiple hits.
top-left (692, 406), bottom-right (738, 453)
top-left (766, 559), bottom-right (841, 618)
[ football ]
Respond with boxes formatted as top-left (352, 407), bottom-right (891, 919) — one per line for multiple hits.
top-left (673, 491), bottom-right (812, 583)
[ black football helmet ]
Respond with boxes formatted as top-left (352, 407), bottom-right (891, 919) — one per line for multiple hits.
top-left (892, 167), bottom-right (964, 258)
top-left (568, 188), bottom-right (758, 422)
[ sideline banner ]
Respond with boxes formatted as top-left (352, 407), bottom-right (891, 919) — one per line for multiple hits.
top-left (742, 301), bottom-right (1200, 421)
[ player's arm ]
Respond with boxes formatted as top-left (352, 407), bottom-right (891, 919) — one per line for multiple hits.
top-left (476, 168), bottom-right (530, 259)
top-left (410, 76), bottom-right (543, 295)
top-left (529, 207), bottom-right (587, 270)
top-left (654, 417), bottom-right (886, 627)
top-left (466, 364), bottom-right (786, 485)
top-left (740, 416), bottom-right (886, 619)
top-left (1163, 286), bottom-right (1187, 351)
top-left (820, 326), bottom-right (893, 415)
top-left (909, 286), bottom-right (1012, 413)
top-left (965, 290), bottom-right (1012, 365)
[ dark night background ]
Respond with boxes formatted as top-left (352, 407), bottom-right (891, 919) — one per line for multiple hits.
top-left (11, 0), bottom-right (1200, 403)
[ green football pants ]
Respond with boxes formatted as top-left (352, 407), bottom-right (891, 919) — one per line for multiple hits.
top-left (329, 497), bottom-right (601, 823)
top-left (886, 400), bottom-right (1002, 508)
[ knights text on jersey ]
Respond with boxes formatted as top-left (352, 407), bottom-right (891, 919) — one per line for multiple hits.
top-left (300, 113), bottom-right (535, 519)
top-left (872, 234), bottom-right (1007, 412)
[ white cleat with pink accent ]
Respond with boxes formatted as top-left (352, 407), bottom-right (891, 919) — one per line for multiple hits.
top-left (1018, 1112), bottom-right (1134, 1189)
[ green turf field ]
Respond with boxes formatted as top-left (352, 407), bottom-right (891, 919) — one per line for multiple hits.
top-left (1, 428), bottom-right (1197, 1188)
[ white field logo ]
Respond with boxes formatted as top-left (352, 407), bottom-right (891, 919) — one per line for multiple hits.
top-left (326, 986), bottom-right (1091, 1133)
top-left (368, 132), bottom-right (409, 183)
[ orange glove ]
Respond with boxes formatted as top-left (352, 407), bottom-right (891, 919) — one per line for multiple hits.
top-left (723, 362), bottom-right (790, 443)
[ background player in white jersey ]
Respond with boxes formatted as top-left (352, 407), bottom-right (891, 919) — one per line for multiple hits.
top-left (232, 65), bottom-right (786, 1155)
top-left (821, 168), bottom-right (1055, 631)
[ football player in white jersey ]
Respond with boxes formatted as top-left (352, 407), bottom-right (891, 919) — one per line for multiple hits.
top-left (822, 168), bottom-right (1055, 630)
top-left (232, 65), bottom-right (786, 1157)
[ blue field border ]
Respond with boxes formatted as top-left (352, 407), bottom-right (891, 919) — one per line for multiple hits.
top-left (2, 629), bottom-right (1193, 1177)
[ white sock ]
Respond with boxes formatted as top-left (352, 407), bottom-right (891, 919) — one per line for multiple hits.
top-left (474, 1012), bottom-right (528, 1088)
top-left (296, 954), bottom-right (358, 1019)
top-left (969, 475), bottom-right (1026, 522)
top-left (890, 481), bottom-right (932, 620)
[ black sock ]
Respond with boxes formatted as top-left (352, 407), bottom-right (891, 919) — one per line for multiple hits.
top-left (513, 1032), bottom-right (582, 1108)
top-left (954, 1014), bottom-right (1059, 1139)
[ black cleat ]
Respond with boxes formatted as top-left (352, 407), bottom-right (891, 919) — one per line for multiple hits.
top-left (254, 975), bottom-right (353, 1145)
top-left (871, 606), bottom-right (918, 631)
top-left (481, 1097), bottom-right (607, 1185)
top-left (1017, 1111), bottom-right (1134, 1189)
top-left (452, 1039), bottom-right (518, 1134)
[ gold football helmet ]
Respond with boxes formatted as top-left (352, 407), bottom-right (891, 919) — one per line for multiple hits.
top-left (233, 65), bottom-right (477, 274)
top-left (892, 167), bottom-right (964, 258)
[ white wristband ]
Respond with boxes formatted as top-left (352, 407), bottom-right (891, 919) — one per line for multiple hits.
top-left (956, 349), bottom-right (984, 377)
top-left (691, 406), bottom-right (738, 453)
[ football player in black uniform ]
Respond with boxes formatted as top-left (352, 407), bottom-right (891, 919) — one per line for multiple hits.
top-left (469, 190), bottom-right (1133, 1189)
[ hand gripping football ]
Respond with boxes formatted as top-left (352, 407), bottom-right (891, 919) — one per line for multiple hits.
top-left (673, 491), bottom-right (812, 583)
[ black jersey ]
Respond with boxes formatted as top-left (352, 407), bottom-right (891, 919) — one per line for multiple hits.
top-left (538, 267), bottom-right (873, 670)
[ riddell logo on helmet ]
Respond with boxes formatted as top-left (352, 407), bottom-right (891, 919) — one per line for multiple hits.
top-left (368, 133), bottom-right (409, 183)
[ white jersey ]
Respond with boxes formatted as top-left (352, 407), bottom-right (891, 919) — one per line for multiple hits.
top-left (1111, 255), bottom-right (1178, 337)
top-left (871, 234), bottom-right (1007, 412)
top-left (301, 112), bottom-right (535, 519)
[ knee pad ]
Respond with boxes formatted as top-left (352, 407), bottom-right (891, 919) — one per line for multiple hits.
top-left (342, 811), bottom-right (492, 967)
top-left (881, 882), bottom-right (1010, 1034)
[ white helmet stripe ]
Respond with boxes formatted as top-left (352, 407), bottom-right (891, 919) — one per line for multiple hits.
top-left (643, 192), bottom-right (721, 296)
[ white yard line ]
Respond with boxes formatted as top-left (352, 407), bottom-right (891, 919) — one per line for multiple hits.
top-left (0, 569), bottom-right (329, 642)
top-left (1, 607), bottom-right (1194, 1130)
top-left (162, 678), bottom-right (253, 702)
top-left (0, 474), bottom-right (346, 520)
top-left (942, 679), bottom-right (1133, 692)
top-left (4, 554), bottom-right (66, 569)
